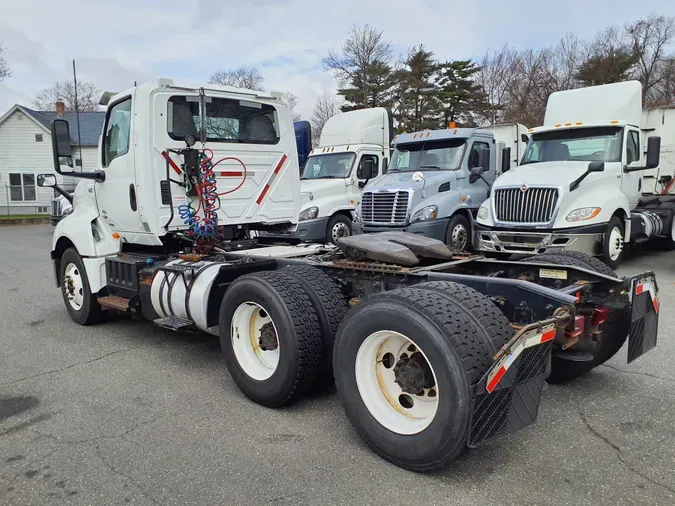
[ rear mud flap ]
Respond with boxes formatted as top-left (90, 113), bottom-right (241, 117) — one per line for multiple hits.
top-left (468, 323), bottom-right (555, 448)
top-left (627, 273), bottom-right (659, 363)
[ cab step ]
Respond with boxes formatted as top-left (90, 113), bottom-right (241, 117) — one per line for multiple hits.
top-left (154, 316), bottom-right (195, 331)
top-left (98, 295), bottom-right (131, 312)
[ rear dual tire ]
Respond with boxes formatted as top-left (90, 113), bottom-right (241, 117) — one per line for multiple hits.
top-left (334, 285), bottom-right (510, 472)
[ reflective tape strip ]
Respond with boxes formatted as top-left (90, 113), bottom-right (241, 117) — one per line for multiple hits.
top-left (219, 171), bottom-right (244, 177)
top-left (255, 154), bottom-right (287, 206)
top-left (161, 151), bottom-right (182, 175)
top-left (636, 280), bottom-right (659, 313)
top-left (486, 323), bottom-right (556, 393)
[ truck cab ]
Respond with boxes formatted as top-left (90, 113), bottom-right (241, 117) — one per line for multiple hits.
top-left (353, 127), bottom-right (511, 251)
top-left (265, 108), bottom-right (392, 244)
top-left (475, 81), bottom-right (664, 268)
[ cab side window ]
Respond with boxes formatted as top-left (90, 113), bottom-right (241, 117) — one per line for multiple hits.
top-left (627, 130), bottom-right (640, 165)
top-left (358, 154), bottom-right (379, 178)
top-left (469, 142), bottom-right (490, 170)
top-left (103, 98), bottom-right (132, 167)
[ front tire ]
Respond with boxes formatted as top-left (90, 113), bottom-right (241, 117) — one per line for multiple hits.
top-left (445, 214), bottom-right (472, 252)
top-left (327, 214), bottom-right (352, 245)
top-left (60, 248), bottom-right (104, 325)
top-left (602, 216), bottom-right (625, 269)
top-left (333, 288), bottom-right (492, 472)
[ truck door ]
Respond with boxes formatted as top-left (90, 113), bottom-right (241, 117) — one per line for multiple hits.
top-left (96, 96), bottom-right (144, 233)
top-left (622, 128), bottom-right (642, 209)
top-left (351, 153), bottom-right (379, 204)
top-left (465, 140), bottom-right (492, 209)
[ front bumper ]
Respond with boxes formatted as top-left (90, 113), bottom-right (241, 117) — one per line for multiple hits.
top-left (353, 217), bottom-right (450, 242)
top-left (474, 223), bottom-right (604, 256)
top-left (260, 216), bottom-right (330, 243)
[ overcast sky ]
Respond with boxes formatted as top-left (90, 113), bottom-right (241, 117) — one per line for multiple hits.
top-left (1, 0), bottom-right (674, 119)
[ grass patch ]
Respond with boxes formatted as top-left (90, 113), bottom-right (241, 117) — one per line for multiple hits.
top-left (0, 214), bottom-right (48, 220)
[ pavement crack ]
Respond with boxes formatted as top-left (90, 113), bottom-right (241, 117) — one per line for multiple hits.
top-left (93, 443), bottom-right (164, 506)
top-left (599, 363), bottom-right (675, 384)
top-left (0, 339), bottom-right (167, 387)
top-left (578, 405), bottom-right (675, 496)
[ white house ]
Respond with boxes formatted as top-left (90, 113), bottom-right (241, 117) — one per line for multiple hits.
top-left (0, 103), bottom-right (105, 215)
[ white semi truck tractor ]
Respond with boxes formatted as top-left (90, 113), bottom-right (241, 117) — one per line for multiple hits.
top-left (475, 81), bottom-right (674, 268)
top-left (40, 79), bottom-right (660, 472)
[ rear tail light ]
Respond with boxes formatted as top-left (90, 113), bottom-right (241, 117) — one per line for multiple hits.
top-left (592, 307), bottom-right (610, 326)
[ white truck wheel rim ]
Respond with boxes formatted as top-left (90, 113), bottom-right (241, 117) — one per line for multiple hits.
top-left (231, 302), bottom-right (280, 381)
top-left (64, 263), bottom-right (84, 310)
top-left (608, 227), bottom-right (623, 261)
top-left (355, 330), bottom-right (439, 435)
top-left (451, 224), bottom-right (468, 250)
top-left (671, 216), bottom-right (675, 241)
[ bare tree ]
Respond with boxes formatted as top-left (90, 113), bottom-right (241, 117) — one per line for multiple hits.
top-left (310, 91), bottom-right (341, 146)
top-left (209, 67), bottom-right (265, 91)
top-left (626, 14), bottom-right (675, 104)
top-left (33, 80), bottom-right (100, 112)
top-left (279, 91), bottom-right (301, 121)
top-left (322, 24), bottom-right (395, 110)
top-left (474, 44), bottom-right (521, 124)
top-left (651, 56), bottom-right (675, 106)
top-left (0, 43), bottom-right (11, 82)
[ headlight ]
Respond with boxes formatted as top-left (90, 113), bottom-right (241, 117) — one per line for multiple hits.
top-left (477, 203), bottom-right (489, 220)
top-left (299, 206), bottom-right (319, 221)
top-left (566, 207), bottom-right (601, 222)
top-left (411, 205), bottom-right (438, 222)
top-left (63, 207), bottom-right (73, 216)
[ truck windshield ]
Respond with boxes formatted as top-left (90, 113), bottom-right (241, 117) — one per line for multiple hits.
top-left (389, 139), bottom-right (466, 171)
top-left (167, 95), bottom-right (280, 145)
top-left (522, 126), bottom-right (622, 164)
top-left (302, 152), bottom-right (356, 180)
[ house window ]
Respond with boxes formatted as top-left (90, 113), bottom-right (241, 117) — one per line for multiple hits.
top-left (35, 134), bottom-right (43, 142)
top-left (75, 159), bottom-right (82, 167)
top-left (9, 173), bottom-right (37, 202)
top-left (37, 206), bottom-right (49, 214)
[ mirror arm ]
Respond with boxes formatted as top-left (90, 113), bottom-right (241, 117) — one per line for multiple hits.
top-left (67, 170), bottom-right (107, 182)
top-left (53, 185), bottom-right (74, 203)
top-left (569, 171), bottom-right (590, 192)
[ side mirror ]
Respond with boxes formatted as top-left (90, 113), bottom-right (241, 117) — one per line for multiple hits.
top-left (51, 119), bottom-right (73, 174)
top-left (588, 161), bottom-right (605, 172)
top-left (382, 158), bottom-right (388, 174)
top-left (37, 174), bottom-right (57, 187)
top-left (501, 147), bottom-right (511, 173)
top-left (646, 136), bottom-right (661, 169)
top-left (469, 166), bottom-right (484, 184)
top-left (358, 158), bottom-right (375, 180)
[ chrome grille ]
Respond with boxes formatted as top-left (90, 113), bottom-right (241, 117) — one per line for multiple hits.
top-left (51, 199), bottom-right (62, 217)
top-left (494, 187), bottom-right (559, 224)
top-left (361, 191), bottom-right (410, 224)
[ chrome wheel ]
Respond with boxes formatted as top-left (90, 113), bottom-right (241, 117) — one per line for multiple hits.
top-left (331, 221), bottom-right (351, 243)
top-left (450, 224), bottom-right (468, 251)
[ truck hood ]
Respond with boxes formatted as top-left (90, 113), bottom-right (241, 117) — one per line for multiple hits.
top-left (299, 178), bottom-right (347, 209)
top-left (494, 161), bottom-right (592, 188)
top-left (366, 170), bottom-right (457, 193)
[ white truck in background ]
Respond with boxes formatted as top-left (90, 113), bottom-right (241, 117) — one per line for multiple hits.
top-left (265, 108), bottom-right (392, 244)
top-left (482, 123), bottom-right (530, 170)
top-left (476, 80), bottom-right (673, 268)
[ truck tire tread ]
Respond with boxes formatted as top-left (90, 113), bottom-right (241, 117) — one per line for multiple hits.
top-left (219, 271), bottom-right (323, 407)
top-left (414, 281), bottom-right (513, 355)
top-left (334, 287), bottom-right (495, 472)
top-left (280, 265), bottom-right (349, 386)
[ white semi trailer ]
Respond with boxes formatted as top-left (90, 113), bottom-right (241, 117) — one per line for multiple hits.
top-left (39, 78), bottom-right (660, 472)
top-left (476, 81), bottom-right (674, 268)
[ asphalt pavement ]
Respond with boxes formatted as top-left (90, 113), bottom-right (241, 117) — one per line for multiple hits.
top-left (0, 225), bottom-right (674, 506)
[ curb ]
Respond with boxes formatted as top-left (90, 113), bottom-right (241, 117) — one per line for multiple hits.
top-left (0, 218), bottom-right (51, 227)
